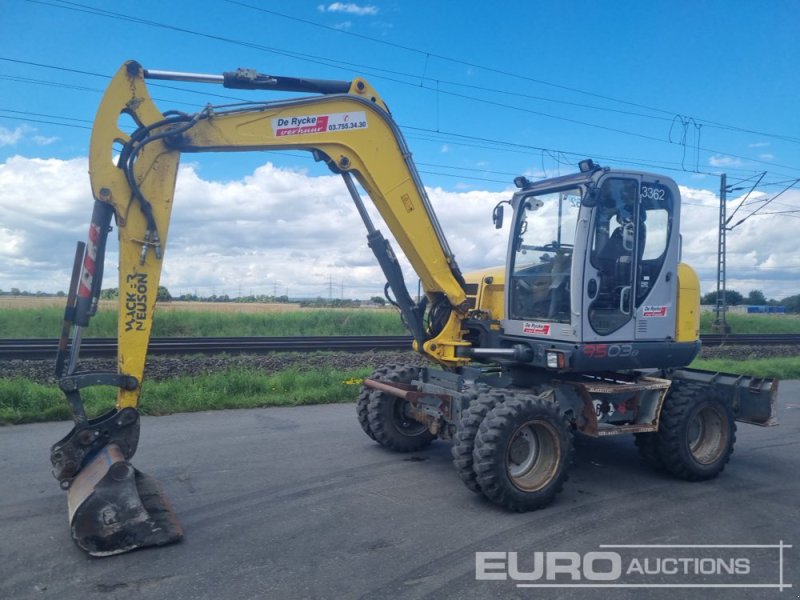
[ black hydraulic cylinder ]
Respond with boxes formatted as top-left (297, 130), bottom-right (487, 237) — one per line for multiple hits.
top-left (223, 69), bottom-right (351, 94)
top-left (366, 230), bottom-right (426, 346)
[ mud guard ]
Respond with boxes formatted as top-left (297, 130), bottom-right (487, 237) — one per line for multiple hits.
top-left (670, 367), bottom-right (778, 426)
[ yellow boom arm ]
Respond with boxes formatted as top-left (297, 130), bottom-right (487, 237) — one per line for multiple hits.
top-left (84, 61), bottom-right (472, 409)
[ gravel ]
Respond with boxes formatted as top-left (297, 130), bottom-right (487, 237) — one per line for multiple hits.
top-left (1, 345), bottom-right (796, 386)
top-left (0, 351), bottom-right (430, 385)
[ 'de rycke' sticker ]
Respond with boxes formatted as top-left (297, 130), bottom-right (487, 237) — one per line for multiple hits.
top-left (523, 322), bottom-right (551, 335)
top-left (271, 112), bottom-right (368, 137)
top-left (642, 305), bottom-right (669, 318)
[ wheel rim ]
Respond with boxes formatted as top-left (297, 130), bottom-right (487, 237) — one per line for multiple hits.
top-left (688, 404), bottom-right (729, 465)
top-left (505, 420), bottom-right (560, 491)
top-left (392, 399), bottom-right (427, 437)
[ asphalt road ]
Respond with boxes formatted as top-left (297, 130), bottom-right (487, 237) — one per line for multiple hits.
top-left (1, 383), bottom-right (798, 600)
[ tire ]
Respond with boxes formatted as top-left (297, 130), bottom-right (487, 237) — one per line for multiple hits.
top-left (451, 386), bottom-right (501, 493)
top-left (356, 386), bottom-right (376, 441)
top-left (473, 394), bottom-right (573, 512)
top-left (656, 382), bottom-right (736, 481)
top-left (366, 365), bottom-right (435, 453)
top-left (634, 432), bottom-right (666, 472)
top-left (355, 364), bottom-right (412, 441)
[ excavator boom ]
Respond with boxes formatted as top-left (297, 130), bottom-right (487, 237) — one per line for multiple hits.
top-left (53, 60), bottom-right (475, 555)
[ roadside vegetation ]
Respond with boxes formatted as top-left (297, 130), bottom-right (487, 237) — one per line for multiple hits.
top-left (690, 356), bottom-right (800, 379)
top-left (0, 367), bottom-right (373, 425)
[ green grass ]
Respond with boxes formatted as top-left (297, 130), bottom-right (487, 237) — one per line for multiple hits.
top-left (690, 356), bottom-right (800, 379)
top-left (3, 354), bottom-right (797, 425)
top-left (0, 367), bottom-right (372, 425)
top-left (0, 307), bottom-right (406, 338)
top-left (4, 306), bottom-right (800, 338)
top-left (699, 312), bottom-right (800, 334)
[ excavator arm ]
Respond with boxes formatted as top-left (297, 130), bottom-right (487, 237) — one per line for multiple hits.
top-left (52, 60), bottom-right (474, 555)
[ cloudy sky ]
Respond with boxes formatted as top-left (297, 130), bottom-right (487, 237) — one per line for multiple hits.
top-left (1, 1), bottom-right (798, 299)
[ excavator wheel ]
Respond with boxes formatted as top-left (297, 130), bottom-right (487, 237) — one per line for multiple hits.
top-left (355, 364), bottom-right (411, 441)
top-left (450, 385), bottom-right (498, 493)
top-left (356, 385), bottom-right (376, 441)
top-left (365, 364), bottom-right (435, 452)
top-left (473, 393), bottom-right (572, 512)
top-left (655, 382), bottom-right (736, 481)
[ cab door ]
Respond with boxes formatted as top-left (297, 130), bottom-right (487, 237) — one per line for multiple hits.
top-left (580, 175), bottom-right (680, 343)
top-left (581, 176), bottom-right (640, 343)
top-left (632, 177), bottom-right (680, 340)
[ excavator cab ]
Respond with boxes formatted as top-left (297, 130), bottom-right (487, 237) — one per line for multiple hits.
top-left (492, 164), bottom-right (699, 372)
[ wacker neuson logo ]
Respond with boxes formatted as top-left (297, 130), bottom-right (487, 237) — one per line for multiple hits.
top-left (476, 542), bottom-right (792, 590)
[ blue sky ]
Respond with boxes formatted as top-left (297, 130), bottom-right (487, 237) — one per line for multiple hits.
top-left (1, 1), bottom-right (799, 298)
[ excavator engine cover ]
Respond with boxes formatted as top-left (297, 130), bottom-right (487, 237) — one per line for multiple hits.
top-left (67, 444), bottom-right (183, 556)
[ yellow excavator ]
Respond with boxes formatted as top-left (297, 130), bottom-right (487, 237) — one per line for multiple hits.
top-left (52, 61), bottom-right (778, 556)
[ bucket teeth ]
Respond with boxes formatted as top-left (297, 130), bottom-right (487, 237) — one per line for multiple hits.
top-left (67, 444), bottom-right (183, 556)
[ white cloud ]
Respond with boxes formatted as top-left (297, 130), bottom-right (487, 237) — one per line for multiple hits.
top-left (0, 125), bottom-right (32, 147)
top-left (708, 155), bottom-right (743, 168)
top-left (748, 141), bottom-right (770, 148)
top-left (0, 125), bottom-right (57, 147)
top-left (333, 20), bottom-right (352, 30)
top-left (758, 153), bottom-right (774, 161)
top-left (32, 135), bottom-right (59, 146)
top-left (1, 156), bottom-right (799, 301)
top-left (318, 3), bottom-right (378, 16)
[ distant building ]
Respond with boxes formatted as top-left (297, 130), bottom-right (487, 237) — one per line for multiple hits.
top-left (700, 304), bottom-right (786, 314)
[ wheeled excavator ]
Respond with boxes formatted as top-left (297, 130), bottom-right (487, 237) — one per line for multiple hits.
top-left (52, 61), bottom-right (779, 556)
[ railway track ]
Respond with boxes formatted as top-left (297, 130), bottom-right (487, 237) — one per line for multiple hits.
top-left (0, 335), bottom-right (414, 360)
top-left (0, 333), bottom-right (798, 360)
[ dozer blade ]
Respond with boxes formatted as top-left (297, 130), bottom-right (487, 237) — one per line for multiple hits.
top-left (67, 443), bottom-right (183, 556)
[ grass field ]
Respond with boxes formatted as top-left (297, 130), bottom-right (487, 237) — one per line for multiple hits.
top-left (699, 311), bottom-right (800, 333)
top-left (3, 297), bottom-right (800, 338)
top-left (0, 299), bottom-right (406, 338)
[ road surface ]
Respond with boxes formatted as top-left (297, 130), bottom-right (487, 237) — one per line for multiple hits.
top-left (1, 383), bottom-right (798, 599)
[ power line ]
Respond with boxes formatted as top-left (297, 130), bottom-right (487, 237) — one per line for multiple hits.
top-left (23, 0), bottom-right (800, 175)
top-left (0, 114), bottom-right (91, 130)
top-left (224, 0), bottom-right (800, 145)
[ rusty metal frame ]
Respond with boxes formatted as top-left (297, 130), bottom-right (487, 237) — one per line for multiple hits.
top-left (552, 375), bottom-right (672, 437)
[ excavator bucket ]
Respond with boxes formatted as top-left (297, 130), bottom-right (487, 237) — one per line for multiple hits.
top-left (67, 444), bottom-right (183, 556)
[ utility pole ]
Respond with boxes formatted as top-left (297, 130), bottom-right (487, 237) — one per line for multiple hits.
top-left (713, 174), bottom-right (732, 334)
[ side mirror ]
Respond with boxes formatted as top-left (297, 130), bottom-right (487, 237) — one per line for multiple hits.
top-left (492, 203), bottom-right (504, 229)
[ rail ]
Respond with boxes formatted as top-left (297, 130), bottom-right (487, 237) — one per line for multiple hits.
top-left (1, 333), bottom-right (798, 360)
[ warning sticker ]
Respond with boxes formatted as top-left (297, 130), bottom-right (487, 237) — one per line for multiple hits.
top-left (642, 305), bottom-right (668, 318)
top-left (523, 321), bottom-right (551, 335)
top-left (272, 112), bottom-right (368, 137)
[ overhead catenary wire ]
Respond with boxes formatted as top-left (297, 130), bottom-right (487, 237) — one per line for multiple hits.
top-left (18, 0), bottom-right (800, 176)
top-left (222, 0), bottom-right (800, 146)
